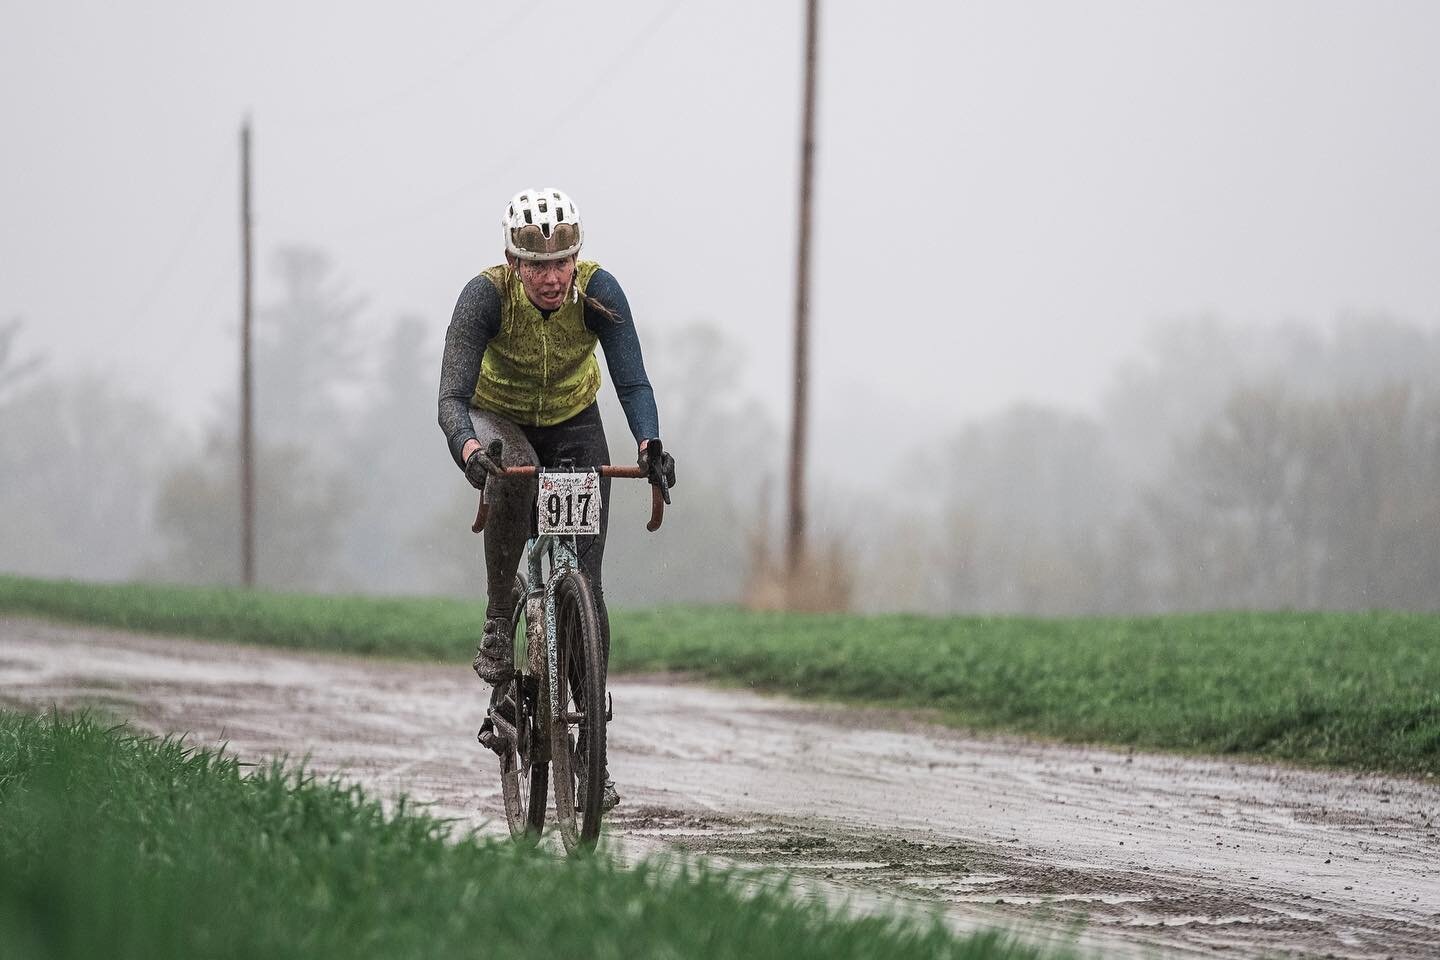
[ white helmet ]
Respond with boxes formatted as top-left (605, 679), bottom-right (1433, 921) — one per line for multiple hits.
top-left (502, 187), bottom-right (583, 261)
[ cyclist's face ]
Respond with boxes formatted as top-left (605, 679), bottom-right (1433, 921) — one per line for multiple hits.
top-left (512, 255), bottom-right (577, 311)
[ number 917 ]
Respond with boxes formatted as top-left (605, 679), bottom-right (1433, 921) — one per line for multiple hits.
top-left (547, 492), bottom-right (594, 528)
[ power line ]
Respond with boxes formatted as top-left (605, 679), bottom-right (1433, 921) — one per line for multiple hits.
top-left (149, 267), bottom-right (232, 372)
top-left (96, 146), bottom-right (233, 356)
top-left (96, 0), bottom-right (687, 372)
top-left (270, 2), bottom-right (551, 134)
top-left (339, 0), bottom-right (687, 235)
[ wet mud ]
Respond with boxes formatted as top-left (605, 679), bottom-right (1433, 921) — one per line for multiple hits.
top-left (2, 617), bottom-right (1437, 958)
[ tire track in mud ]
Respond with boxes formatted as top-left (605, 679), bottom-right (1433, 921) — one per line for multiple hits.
top-left (2, 617), bottom-right (1437, 959)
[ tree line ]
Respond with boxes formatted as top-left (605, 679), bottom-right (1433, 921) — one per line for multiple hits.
top-left (2, 253), bottom-right (1436, 614)
top-left (852, 317), bottom-right (1440, 613)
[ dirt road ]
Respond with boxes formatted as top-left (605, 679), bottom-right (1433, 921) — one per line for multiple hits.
top-left (2, 617), bottom-right (1436, 958)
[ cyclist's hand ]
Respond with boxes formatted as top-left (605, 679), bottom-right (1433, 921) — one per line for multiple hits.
top-left (464, 447), bottom-right (503, 491)
top-left (653, 451), bottom-right (676, 489)
top-left (639, 440), bottom-right (676, 490)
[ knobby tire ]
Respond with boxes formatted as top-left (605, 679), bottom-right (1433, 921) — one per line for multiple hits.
top-left (550, 569), bottom-right (607, 853)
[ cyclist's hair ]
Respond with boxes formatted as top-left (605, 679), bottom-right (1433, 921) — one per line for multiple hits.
top-left (577, 287), bottom-right (621, 325)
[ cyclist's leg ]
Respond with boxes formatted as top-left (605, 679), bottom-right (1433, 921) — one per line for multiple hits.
top-left (468, 409), bottom-right (538, 624)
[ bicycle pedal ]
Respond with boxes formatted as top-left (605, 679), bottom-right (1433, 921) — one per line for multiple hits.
top-left (477, 718), bottom-right (513, 756)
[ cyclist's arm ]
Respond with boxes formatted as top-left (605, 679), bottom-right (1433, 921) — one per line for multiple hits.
top-left (585, 269), bottom-right (660, 447)
top-left (438, 274), bottom-right (502, 469)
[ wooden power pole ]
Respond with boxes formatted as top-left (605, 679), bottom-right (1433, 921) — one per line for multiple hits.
top-left (787, 0), bottom-right (820, 579)
top-left (240, 118), bottom-right (256, 588)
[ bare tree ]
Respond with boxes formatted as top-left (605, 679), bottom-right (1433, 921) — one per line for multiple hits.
top-left (148, 246), bottom-right (364, 590)
top-left (0, 317), bottom-right (43, 407)
top-left (349, 315), bottom-right (456, 594)
top-left (147, 433), bottom-right (351, 588)
top-left (0, 372), bottom-right (176, 580)
top-left (860, 405), bottom-right (1126, 615)
top-left (1144, 381), bottom-right (1440, 611)
top-left (605, 321), bottom-right (783, 607)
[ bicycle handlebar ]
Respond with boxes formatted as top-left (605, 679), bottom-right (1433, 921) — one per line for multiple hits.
top-left (470, 438), bottom-right (667, 535)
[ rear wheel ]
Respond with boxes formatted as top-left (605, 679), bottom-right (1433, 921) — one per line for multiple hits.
top-left (548, 569), bottom-right (607, 854)
top-left (493, 576), bottom-right (547, 843)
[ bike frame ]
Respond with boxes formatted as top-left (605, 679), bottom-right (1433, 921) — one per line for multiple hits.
top-left (471, 438), bottom-right (668, 850)
top-left (518, 531), bottom-right (582, 730)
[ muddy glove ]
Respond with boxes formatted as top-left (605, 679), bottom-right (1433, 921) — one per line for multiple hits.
top-left (464, 446), bottom-right (504, 491)
top-left (639, 440), bottom-right (676, 490)
top-left (651, 451), bottom-right (677, 490)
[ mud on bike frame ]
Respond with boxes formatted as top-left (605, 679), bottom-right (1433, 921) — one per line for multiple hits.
top-left (466, 437), bottom-right (668, 852)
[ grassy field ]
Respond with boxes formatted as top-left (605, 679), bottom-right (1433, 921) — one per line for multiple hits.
top-left (2, 574), bottom-right (1437, 774)
top-left (0, 711), bottom-right (1057, 960)
top-left (621, 607), bottom-right (1440, 775)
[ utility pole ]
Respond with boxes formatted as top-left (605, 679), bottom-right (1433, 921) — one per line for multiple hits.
top-left (787, 0), bottom-right (820, 582)
top-left (240, 118), bottom-right (256, 588)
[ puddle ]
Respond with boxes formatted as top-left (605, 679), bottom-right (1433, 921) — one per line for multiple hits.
top-left (5, 615), bottom-right (1439, 960)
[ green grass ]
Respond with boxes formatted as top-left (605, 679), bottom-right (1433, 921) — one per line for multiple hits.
top-left (0, 575), bottom-right (479, 660)
top-left (616, 607), bottom-right (1440, 775)
top-left (2, 574), bottom-right (1437, 774)
top-left (0, 711), bottom-right (1057, 960)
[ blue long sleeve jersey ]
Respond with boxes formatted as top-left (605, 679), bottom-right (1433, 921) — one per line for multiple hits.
top-left (437, 268), bottom-right (660, 469)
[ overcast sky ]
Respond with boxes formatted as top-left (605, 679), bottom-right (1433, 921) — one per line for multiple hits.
top-left (4, 1), bottom-right (1439, 463)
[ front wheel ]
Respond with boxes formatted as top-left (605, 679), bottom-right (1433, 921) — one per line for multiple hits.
top-left (548, 569), bottom-right (607, 854)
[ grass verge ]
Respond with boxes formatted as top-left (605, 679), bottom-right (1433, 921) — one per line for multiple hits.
top-left (2, 574), bottom-right (1437, 774)
top-left (617, 607), bottom-right (1440, 775)
top-left (0, 711), bottom-right (1056, 960)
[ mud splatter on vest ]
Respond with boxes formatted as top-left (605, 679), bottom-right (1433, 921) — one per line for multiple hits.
top-left (471, 260), bottom-right (603, 426)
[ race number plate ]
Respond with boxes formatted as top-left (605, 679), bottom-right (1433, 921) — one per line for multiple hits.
top-left (537, 472), bottom-right (603, 536)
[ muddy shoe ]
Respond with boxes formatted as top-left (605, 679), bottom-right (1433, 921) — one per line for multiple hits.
top-left (471, 618), bottom-right (514, 684)
top-left (577, 775), bottom-right (621, 814)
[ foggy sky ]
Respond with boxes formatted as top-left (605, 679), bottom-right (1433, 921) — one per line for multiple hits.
top-left (4, 0), bottom-right (1440, 471)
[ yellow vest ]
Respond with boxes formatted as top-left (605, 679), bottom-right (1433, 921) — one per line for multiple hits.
top-left (471, 260), bottom-right (603, 426)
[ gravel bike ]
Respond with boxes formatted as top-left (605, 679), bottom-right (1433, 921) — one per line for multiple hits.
top-left (473, 438), bottom-right (668, 854)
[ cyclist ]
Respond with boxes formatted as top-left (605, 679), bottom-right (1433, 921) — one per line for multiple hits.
top-left (437, 187), bottom-right (675, 811)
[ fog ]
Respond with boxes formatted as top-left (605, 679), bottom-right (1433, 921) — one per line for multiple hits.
top-left (3, 2), bottom-right (1440, 613)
